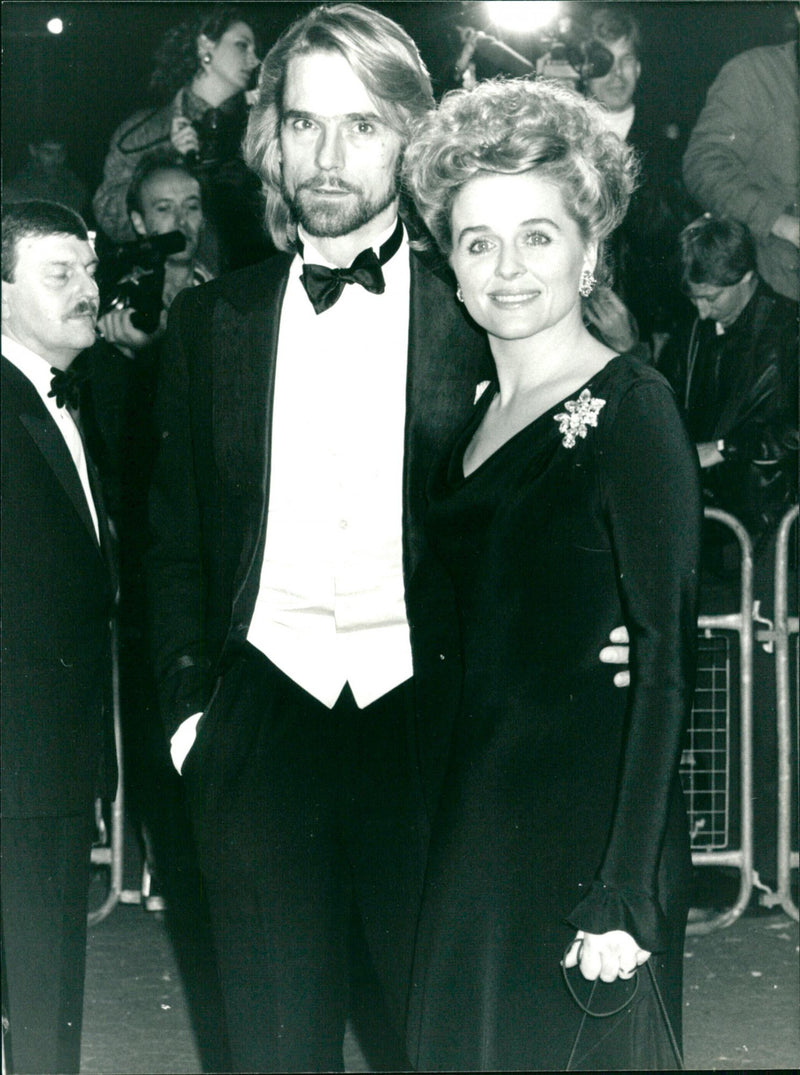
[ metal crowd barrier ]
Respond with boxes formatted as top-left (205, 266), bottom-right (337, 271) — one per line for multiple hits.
top-left (89, 508), bottom-right (796, 929)
top-left (759, 504), bottom-right (799, 921)
top-left (682, 507), bottom-right (754, 935)
top-left (89, 620), bottom-right (124, 926)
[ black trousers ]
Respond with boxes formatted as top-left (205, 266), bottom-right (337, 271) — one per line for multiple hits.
top-left (1, 813), bottom-right (93, 1074)
top-left (183, 646), bottom-right (428, 1072)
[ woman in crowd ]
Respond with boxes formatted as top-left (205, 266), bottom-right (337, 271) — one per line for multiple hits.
top-left (93, 5), bottom-right (268, 271)
top-left (402, 78), bottom-right (701, 1070)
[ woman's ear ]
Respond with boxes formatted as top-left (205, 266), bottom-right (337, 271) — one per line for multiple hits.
top-left (197, 33), bottom-right (215, 63)
top-left (584, 239), bottom-right (599, 275)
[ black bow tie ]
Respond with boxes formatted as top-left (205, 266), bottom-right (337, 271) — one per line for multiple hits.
top-left (299, 218), bottom-right (403, 314)
top-left (49, 363), bottom-right (89, 410)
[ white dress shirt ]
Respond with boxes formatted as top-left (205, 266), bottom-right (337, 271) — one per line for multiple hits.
top-left (2, 334), bottom-right (100, 542)
top-left (246, 219), bottom-right (414, 708)
top-left (598, 103), bottom-right (636, 142)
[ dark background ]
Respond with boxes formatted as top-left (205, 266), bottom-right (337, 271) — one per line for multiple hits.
top-left (2, 1), bottom-right (796, 217)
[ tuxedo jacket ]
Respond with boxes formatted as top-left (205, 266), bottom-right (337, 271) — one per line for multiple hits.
top-left (146, 244), bottom-right (491, 808)
top-left (1, 357), bottom-right (118, 818)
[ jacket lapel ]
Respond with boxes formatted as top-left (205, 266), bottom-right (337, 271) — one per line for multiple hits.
top-left (404, 248), bottom-right (492, 577)
top-left (210, 257), bottom-right (291, 607)
top-left (19, 409), bottom-right (101, 547)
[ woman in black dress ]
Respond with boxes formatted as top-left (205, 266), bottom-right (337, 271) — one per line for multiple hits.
top-left (402, 78), bottom-right (702, 1070)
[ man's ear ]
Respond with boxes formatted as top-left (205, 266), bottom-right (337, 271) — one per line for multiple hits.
top-left (130, 212), bottom-right (148, 238)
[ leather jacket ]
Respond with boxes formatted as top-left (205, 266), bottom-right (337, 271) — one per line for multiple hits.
top-left (659, 279), bottom-right (798, 539)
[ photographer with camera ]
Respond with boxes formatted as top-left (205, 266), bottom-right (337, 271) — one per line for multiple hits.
top-left (579, 5), bottom-right (697, 360)
top-left (97, 149), bottom-right (213, 356)
top-left (93, 4), bottom-right (269, 273)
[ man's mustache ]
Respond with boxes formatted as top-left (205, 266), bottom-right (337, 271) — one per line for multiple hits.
top-left (298, 177), bottom-right (360, 195)
top-left (68, 299), bottom-right (99, 319)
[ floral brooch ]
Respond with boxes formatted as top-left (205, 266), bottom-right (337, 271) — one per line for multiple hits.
top-left (554, 388), bottom-right (606, 448)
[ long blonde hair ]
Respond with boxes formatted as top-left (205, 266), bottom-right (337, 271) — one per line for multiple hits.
top-left (242, 2), bottom-right (434, 252)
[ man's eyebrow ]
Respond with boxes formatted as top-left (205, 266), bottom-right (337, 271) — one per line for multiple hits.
top-left (282, 108), bottom-right (384, 124)
top-left (41, 256), bottom-right (99, 270)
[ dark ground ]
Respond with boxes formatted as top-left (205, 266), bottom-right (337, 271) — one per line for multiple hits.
top-left (80, 873), bottom-right (799, 1074)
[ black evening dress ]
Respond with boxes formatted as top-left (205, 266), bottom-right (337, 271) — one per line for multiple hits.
top-left (407, 353), bottom-right (702, 1071)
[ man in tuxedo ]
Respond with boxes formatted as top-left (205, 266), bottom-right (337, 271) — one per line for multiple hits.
top-left (1, 200), bottom-right (117, 1073)
top-left (146, 5), bottom-right (491, 1069)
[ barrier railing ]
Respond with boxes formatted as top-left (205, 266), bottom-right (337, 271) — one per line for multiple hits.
top-left (683, 507), bottom-right (754, 935)
top-left (758, 504), bottom-right (798, 921)
top-left (88, 620), bottom-right (124, 926)
top-left (89, 507), bottom-right (796, 930)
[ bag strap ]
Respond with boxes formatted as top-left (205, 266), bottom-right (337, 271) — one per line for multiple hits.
top-left (562, 943), bottom-right (684, 1070)
top-left (646, 958), bottom-right (685, 1069)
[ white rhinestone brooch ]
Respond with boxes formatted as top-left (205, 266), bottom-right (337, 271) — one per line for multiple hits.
top-left (554, 388), bottom-right (606, 449)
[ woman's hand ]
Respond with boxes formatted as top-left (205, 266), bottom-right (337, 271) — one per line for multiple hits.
top-left (170, 115), bottom-right (200, 157)
top-left (564, 929), bottom-right (650, 982)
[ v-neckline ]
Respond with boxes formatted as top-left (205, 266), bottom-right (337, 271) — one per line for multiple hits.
top-left (455, 354), bottom-right (622, 484)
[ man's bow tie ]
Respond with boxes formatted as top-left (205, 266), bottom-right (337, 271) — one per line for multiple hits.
top-left (49, 363), bottom-right (89, 410)
top-left (300, 218), bottom-right (403, 314)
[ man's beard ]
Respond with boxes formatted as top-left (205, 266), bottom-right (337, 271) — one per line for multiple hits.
top-left (283, 173), bottom-right (399, 238)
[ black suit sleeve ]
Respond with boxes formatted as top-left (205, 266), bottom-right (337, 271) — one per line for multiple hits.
top-left (146, 288), bottom-right (211, 736)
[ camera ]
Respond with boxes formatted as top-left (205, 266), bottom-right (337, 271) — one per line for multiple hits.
top-left (182, 66), bottom-right (259, 171)
top-left (536, 35), bottom-right (614, 84)
top-left (97, 230), bottom-right (186, 335)
top-left (454, 18), bottom-right (614, 85)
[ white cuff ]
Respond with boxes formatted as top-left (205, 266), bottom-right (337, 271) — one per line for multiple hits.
top-left (170, 712), bottom-right (202, 774)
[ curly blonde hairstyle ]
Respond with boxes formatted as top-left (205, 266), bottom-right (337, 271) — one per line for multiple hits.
top-left (402, 77), bottom-right (638, 267)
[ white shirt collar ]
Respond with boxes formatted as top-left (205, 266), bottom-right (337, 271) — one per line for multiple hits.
top-left (1, 333), bottom-right (63, 397)
top-left (597, 103), bottom-right (636, 142)
top-left (2, 334), bottom-right (100, 540)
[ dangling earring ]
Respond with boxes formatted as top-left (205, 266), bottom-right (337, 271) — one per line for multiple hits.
top-left (579, 268), bottom-right (596, 298)
top-left (456, 286), bottom-right (464, 303)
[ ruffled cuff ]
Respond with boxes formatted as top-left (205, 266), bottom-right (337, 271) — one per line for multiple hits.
top-left (566, 880), bottom-right (669, 953)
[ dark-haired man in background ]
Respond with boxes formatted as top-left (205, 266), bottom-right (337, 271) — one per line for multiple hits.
top-left (582, 4), bottom-right (696, 358)
top-left (659, 214), bottom-right (798, 888)
top-left (683, 9), bottom-right (799, 303)
top-left (1, 200), bottom-right (117, 1074)
top-left (659, 215), bottom-right (798, 543)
